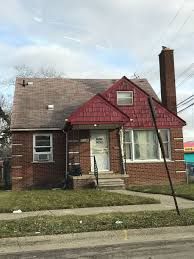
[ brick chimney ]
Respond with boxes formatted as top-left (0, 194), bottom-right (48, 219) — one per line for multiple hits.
top-left (159, 46), bottom-right (177, 114)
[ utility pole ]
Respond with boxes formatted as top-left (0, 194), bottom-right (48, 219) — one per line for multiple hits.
top-left (148, 96), bottom-right (180, 216)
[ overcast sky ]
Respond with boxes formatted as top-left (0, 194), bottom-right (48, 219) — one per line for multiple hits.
top-left (0, 0), bottom-right (193, 140)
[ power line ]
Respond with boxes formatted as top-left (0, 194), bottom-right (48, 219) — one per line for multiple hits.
top-left (177, 97), bottom-right (194, 108)
top-left (177, 94), bottom-right (194, 107)
top-left (145, 11), bottom-right (194, 79)
top-left (135, 0), bottom-right (186, 76)
top-left (169, 9), bottom-right (194, 43)
top-left (176, 63), bottom-right (194, 82)
top-left (178, 102), bottom-right (194, 113)
top-left (168, 0), bottom-right (186, 27)
top-left (177, 71), bottom-right (194, 88)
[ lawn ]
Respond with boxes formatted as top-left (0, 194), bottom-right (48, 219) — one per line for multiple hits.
top-left (0, 189), bottom-right (159, 213)
top-left (0, 209), bottom-right (194, 238)
top-left (127, 184), bottom-right (194, 200)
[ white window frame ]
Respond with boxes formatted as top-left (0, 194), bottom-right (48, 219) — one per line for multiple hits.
top-left (123, 129), bottom-right (171, 163)
top-left (117, 91), bottom-right (133, 106)
top-left (158, 129), bottom-right (171, 161)
top-left (33, 134), bottom-right (53, 162)
top-left (123, 130), bottom-right (133, 161)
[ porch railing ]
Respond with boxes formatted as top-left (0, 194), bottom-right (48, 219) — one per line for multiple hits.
top-left (93, 155), bottom-right (98, 186)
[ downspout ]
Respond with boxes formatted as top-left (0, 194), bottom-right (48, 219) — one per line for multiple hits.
top-left (63, 119), bottom-right (70, 186)
top-left (65, 131), bottom-right (68, 183)
top-left (62, 129), bottom-right (68, 185)
top-left (119, 125), bottom-right (126, 175)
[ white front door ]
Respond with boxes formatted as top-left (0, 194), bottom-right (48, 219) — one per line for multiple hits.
top-left (90, 130), bottom-right (110, 172)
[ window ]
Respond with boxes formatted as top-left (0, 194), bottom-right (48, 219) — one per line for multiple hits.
top-left (117, 91), bottom-right (133, 106)
top-left (123, 129), bottom-right (170, 161)
top-left (33, 134), bottom-right (53, 162)
top-left (160, 129), bottom-right (170, 159)
top-left (124, 131), bottom-right (133, 160)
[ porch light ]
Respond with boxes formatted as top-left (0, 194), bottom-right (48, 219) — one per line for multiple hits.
top-left (94, 124), bottom-right (98, 127)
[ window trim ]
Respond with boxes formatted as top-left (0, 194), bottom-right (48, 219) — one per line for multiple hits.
top-left (158, 129), bottom-right (171, 161)
top-left (123, 129), bottom-right (171, 163)
top-left (33, 134), bottom-right (53, 163)
top-left (117, 91), bottom-right (133, 106)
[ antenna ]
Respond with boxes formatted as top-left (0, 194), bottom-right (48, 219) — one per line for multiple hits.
top-left (18, 80), bottom-right (33, 87)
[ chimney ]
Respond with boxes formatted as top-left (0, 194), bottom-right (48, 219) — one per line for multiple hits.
top-left (159, 46), bottom-right (177, 114)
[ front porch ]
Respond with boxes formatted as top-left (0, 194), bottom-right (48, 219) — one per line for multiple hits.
top-left (64, 91), bottom-right (131, 189)
top-left (66, 126), bottom-right (127, 189)
top-left (68, 173), bottom-right (129, 189)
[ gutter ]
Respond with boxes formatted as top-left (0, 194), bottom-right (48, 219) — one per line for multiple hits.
top-left (62, 130), bottom-right (68, 185)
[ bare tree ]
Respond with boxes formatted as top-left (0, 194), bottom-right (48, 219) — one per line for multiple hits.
top-left (0, 65), bottom-right (65, 88)
top-left (14, 65), bottom-right (64, 78)
top-left (0, 95), bottom-right (11, 158)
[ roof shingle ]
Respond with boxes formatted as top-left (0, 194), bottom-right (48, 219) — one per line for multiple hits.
top-left (11, 77), bottom-right (159, 129)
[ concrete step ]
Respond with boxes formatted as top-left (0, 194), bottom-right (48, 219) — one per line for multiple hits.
top-left (98, 173), bottom-right (127, 179)
top-left (98, 178), bottom-right (124, 184)
top-left (98, 185), bottom-right (125, 190)
top-left (97, 177), bottom-right (125, 190)
top-left (99, 182), bottom-right (125, 186)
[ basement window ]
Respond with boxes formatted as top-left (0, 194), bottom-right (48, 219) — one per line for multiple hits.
top-left (33, 134), bottom-right (53, 162)
top-left (117, 91), bottom-right (133, 106)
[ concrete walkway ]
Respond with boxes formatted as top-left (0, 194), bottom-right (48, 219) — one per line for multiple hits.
top-left (0, 190), bottom-right (194, 221)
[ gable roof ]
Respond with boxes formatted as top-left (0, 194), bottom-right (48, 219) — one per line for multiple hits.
top-left (11, 77), bottom-right (159, 130)
top-left (68, 93), bottom-right (130, 125)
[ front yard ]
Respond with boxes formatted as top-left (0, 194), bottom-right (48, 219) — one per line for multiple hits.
top-left (1, 209), bottom-right (194, 238)
top-left (127, 184), bottom-right (194, 200)
top-left (0, 189), bottom-right (159, 213)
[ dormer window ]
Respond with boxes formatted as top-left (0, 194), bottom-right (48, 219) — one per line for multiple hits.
top-left (117, 91), bottom-right (133, 106)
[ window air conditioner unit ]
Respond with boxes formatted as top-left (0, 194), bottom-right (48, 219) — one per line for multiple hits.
top-left (38, 154), bottom-right (50, 161)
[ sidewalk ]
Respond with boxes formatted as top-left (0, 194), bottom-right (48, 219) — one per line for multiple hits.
top-left (1, 225), bottom-right (194, 254)
top-left (0, 190), bottom-right (193, 221)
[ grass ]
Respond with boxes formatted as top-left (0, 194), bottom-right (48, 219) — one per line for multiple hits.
top-left (0, 209), bottom-right (194, 238)
top-left (127, 184), bottom-right (194, 200)
top-left (0, 189), bottom-right (159, 213)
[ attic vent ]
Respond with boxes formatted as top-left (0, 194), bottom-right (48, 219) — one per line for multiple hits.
top-left (47, 104), bottom-right (54, 110)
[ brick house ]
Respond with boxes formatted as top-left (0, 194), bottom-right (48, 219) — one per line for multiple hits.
top-left (11, 47), bottom-right (186, 190)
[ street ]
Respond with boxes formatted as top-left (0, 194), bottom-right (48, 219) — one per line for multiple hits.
top-left (1, 239), bottom-right (194, 259)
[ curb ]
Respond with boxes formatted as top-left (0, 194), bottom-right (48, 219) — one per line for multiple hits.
top-left (1, 225), bottom-right (194, 254)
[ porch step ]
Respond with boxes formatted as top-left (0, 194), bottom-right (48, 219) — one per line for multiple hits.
top-left (98, 177), bottom-right (125, 190)
top-left (91, 172), bottom-right (127, 179)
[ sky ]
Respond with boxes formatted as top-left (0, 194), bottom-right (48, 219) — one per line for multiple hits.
top-left (0, 0), bottom-right (193, 140)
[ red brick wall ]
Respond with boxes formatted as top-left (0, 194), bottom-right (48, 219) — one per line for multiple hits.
top-left (11, 131), bottom-right (66, 190)
top-left (109, 129), bottom-right (123, 173)
top-left (11, 127), bottom-right (186, 190)
top-left (124, 128), bottom-right (186, 186)
top-left (159, 48), bottom-right (177, 114)
top-left (68, 130), bottom-right (91, 174)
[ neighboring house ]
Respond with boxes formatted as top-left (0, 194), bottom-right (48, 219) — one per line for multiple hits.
top-left (11, 47), bottom-right (186, 190)
top-left (184, 141), bottom-right (194, 163)
top-left (184, 141), bottom-right (194, 181)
